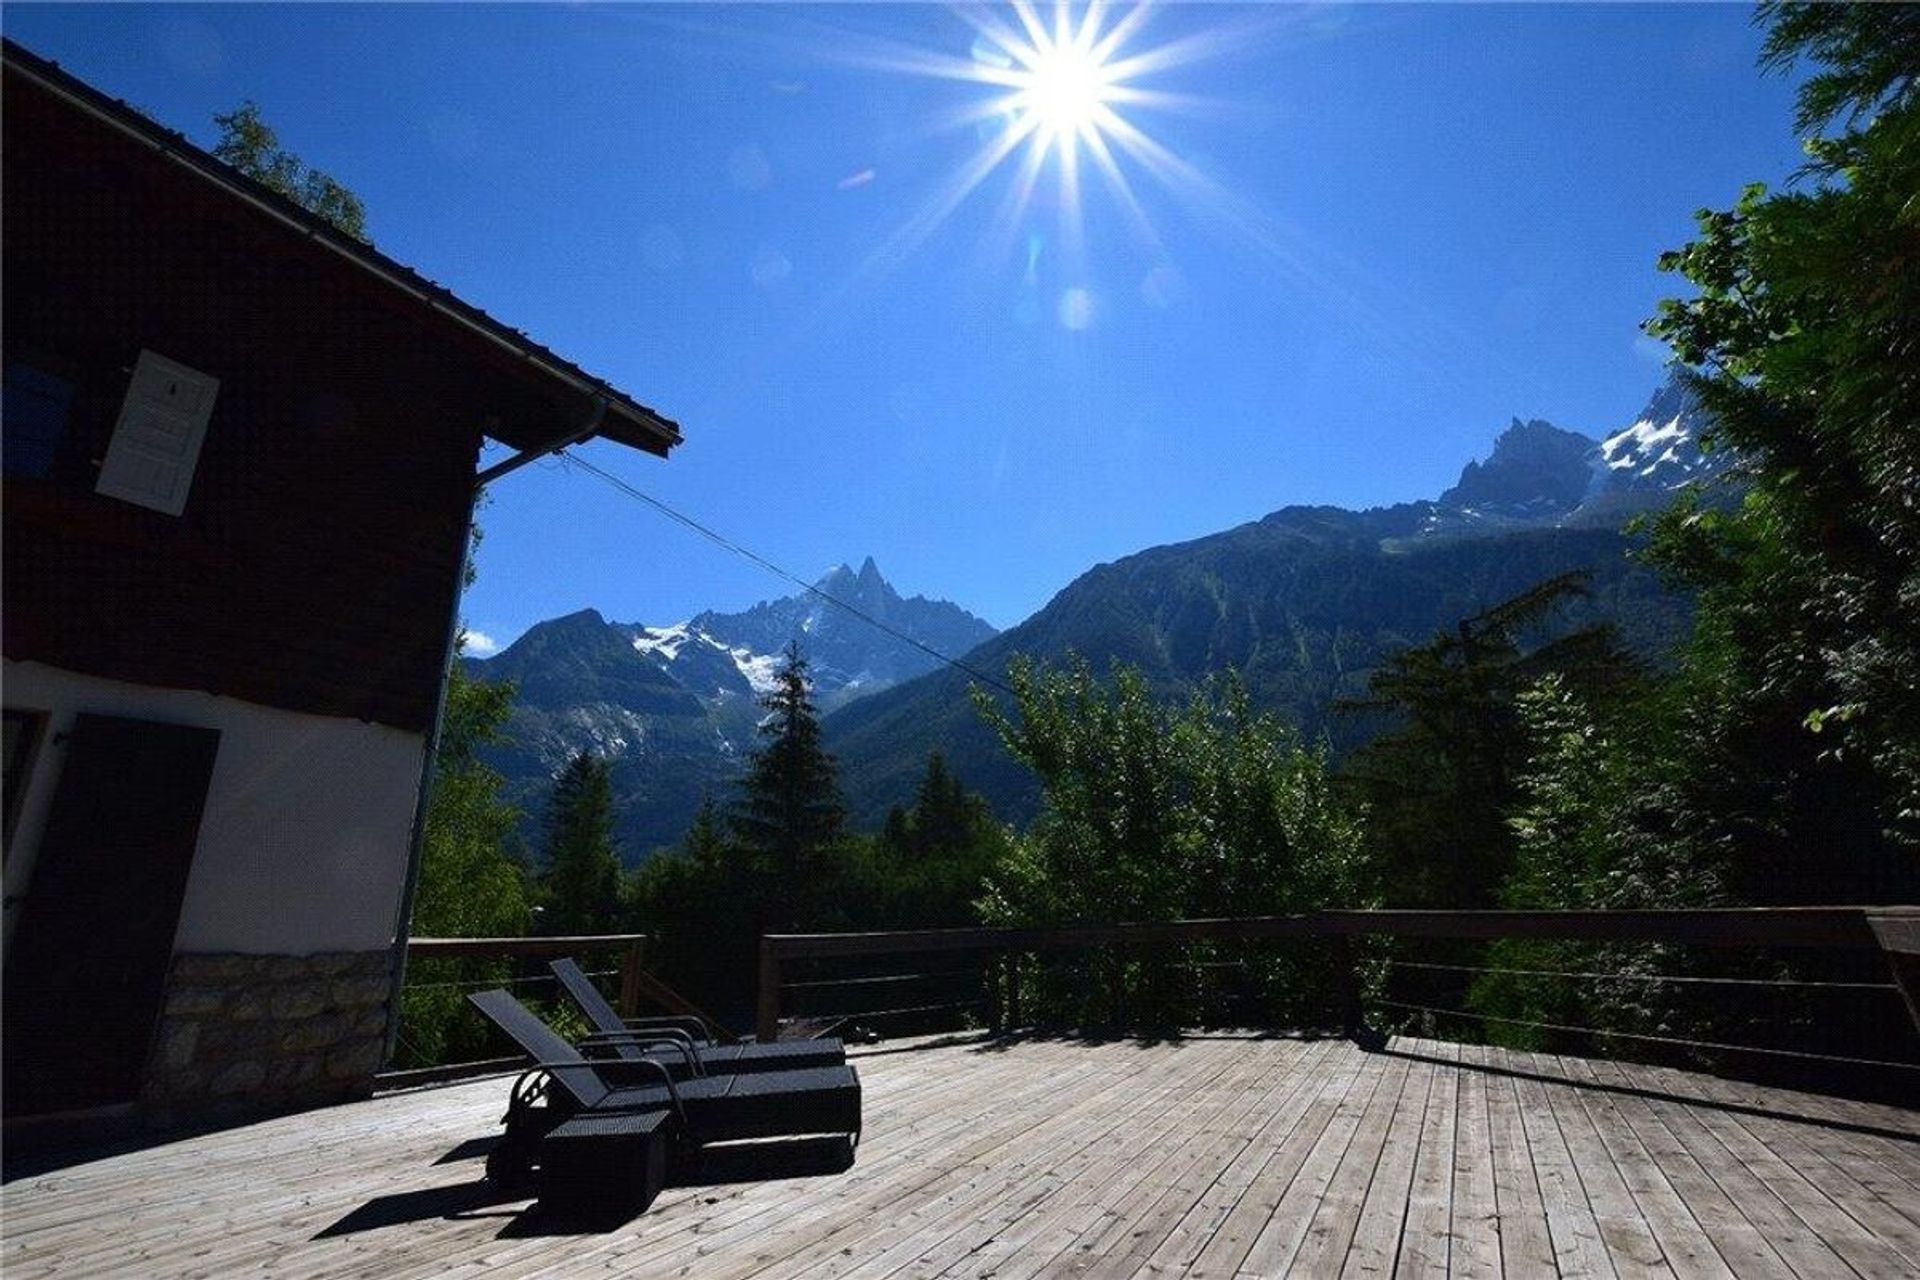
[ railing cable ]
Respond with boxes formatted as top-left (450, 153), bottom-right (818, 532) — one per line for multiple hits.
top-left (1389, 960), bottom-right (1898, 992)
top-left (558, 450), bottom-right (1017, 697)
top-left (1374, 999), bottom-right (1920, 1073)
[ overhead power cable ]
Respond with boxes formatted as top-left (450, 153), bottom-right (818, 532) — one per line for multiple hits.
top-left (558, 449), bottom-right (1017, 698)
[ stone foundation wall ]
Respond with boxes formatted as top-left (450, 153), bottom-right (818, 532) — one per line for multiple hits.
top-left (143, 950), bottom-right (393, 1121)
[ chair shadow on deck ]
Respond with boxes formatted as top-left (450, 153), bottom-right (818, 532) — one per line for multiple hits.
top-left (315, 1134), bottom-right (857, 1240)
top-left (1373, 1039), bottom-right (1920, 1146)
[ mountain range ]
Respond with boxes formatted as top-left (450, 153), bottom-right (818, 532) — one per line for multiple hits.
top-left (467, 559), bottom-right (997, 856)
top-left (825, 377), bottom-right (1727, 825)
top-left (474, 376), bottom-right (1727, 857)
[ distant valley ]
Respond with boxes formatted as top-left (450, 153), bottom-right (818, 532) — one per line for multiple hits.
top-left (475, 377), bottom-right (1728, 858)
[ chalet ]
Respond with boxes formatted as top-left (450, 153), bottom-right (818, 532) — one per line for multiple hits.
top-left (1, 40), bottom-right (681, 1125)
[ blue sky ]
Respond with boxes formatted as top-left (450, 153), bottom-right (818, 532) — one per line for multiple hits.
top-left (8, 4), bottom-right (1804, 647)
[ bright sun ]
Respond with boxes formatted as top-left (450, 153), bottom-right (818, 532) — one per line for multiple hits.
top-left (1014, 36), bottom-right (1117, 151)
top-left (844, 1), bottom-right (1251, 308)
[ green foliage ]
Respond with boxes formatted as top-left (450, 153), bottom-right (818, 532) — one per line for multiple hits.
top-left (1457, 5), bottom-right (1920, 1066)
top-left (870, 752), bottom-right (1013, 929)
top-left (212, 101), bottom-right (369, 241)
top-left (538, 751), bottom-right (622, 935)
top-left (1340, 573), bottom-right (1640, 910)
top-left (830, 523), bottom-right (1690, 833)
top-left (974, 658), bottom-right (1366, 1032)
top-left (731, 644), bottom-right (848, 931)
top-left (396, 652), bottom-right (529, 1069)
top-left (1641, 0), bottom-right (1920, 869)
top-left (1465, 675), bottom-right (1733, 1052)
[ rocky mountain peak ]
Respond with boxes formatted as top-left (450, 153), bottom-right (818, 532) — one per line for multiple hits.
top-left (1437, 417), bottom-right (1599, 514)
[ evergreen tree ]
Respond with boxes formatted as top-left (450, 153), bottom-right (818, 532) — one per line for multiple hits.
top-left (906, 752), bottom-right (983, 861)
top-left (731, 644), bottom-right (847, 929)
top-left (625, 793), bottom-right (762, 1015)
top-left (874, 752), bottom-right (1011, 928)
top-left (539, 751), bottom-right (622, 935)
top-left (681, 794), bottom-right (730, 872)
top-left (1339, 572), bottom-right (1638, 910)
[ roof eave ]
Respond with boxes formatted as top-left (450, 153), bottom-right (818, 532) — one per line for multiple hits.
top-left (1, 37), bottom-right (682, 461)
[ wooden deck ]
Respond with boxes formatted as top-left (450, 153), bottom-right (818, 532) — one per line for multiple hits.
top-left (5, 1033), bottom-right (1917, 1277)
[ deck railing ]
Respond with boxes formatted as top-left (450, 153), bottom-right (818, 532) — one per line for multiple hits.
top-left (407, 933), bottom-right (652, 1016)
top-left (382, 933), bottom-right (651, 1084)
top-left (757, 908), bottom-right (1920, 1088)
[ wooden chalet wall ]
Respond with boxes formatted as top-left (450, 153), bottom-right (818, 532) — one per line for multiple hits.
top-left (2, 70), bottom-right (597, 734)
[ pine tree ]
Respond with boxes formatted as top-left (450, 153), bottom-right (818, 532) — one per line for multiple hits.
top-left (731, 644), bottom-right (846, 929)
top-left (907, 751), bottom-right (982, 861)
top-left (539, 751), bottom-right (621, 935)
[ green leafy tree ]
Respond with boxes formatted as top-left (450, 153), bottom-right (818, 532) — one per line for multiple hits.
top-left (731, 644), bottom-right (847, 930)
top-left (396, 644), bottom-right (529, 1068)
top-left (975, 658), bottom-right (1366, 1031)
top-left (212, 101), bottom-right (369, 241)
top-left (538, 752), bottom-right (622, 935)
top-left (1638, 0), bottom-right (1920, 888)
top-left (1466, 675), bottom-right (1733, 1049)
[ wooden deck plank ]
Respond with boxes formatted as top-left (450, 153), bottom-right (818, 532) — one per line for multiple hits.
top-left (1578, 1055), bottom-right (1799, 1280)
top-left (791, 1039), bottom-right (1252, 1279)
top-left (1131, 1037), bottom-right (1351, 1277)
top-left (600, 1039), bottom-right (1162, 1279)
top-left (4, 1033), bottom-right (1917, 1280)
top-left (1525, 1050), bottom-right (1672, 1279)
top-left (973, 1038), bottom-right (1286, 1280)
top-left (1619, 1068), bottom-right (1869, 1280)
top-left (1553, 1051), bottom-right (1737, 1280)
top-left (1263, 1047), bottom-right (1417, 1274)
top-left (1061, 1040), bottom-right (1332, 1279)
top-left (1394, 1038), bottom-right (1461, 1278)
top-left (1482, 1040), bottom-right (1564, 1277)
top-left (1449, 1042), bottom-right (1506, 1280)
top-left (1226, 1043), bottom-right (1398, 1277)
top-left (1621, 1063), bottom-right (1914, 1280)
top-left (1179, 1034), bottom-right (1379, 1278)
top-left (1340, 1046), bottom-right (1438, 1276)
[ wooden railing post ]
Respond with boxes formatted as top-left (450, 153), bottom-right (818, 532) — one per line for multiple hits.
top-left (1867, 910), bottom-right (1920, 1035)
top-left (757, 938), bottom-right (781, 1044)
top-left (1332, 934), bottom-right (1363, 1040)
top-left (987, 951), bottom-right (1004, 1034)
top-left (1007, 951), bottom-right (1022, 1032)
top-left (618, 936), bottom-right (646, 1018)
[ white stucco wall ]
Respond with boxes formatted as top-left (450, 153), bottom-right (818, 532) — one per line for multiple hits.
top-left (3, 660), bottom-right (427, 957)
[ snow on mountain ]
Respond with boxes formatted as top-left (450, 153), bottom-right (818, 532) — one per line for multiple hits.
top-left (641, 557), bottom-right (999, 713)
top-left (469, 565), bottom-right (998, 857)
top-left (1411, 377), bottom-right (1729, 540)
top-left (1590, 378), bottom-right (1719, 490)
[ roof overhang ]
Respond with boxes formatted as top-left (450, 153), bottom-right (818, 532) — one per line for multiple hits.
top-left (1, 38), bottom-right (682, 461)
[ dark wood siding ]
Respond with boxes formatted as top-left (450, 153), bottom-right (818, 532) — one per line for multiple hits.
top-left (2, 71), bottom-right (598, 733)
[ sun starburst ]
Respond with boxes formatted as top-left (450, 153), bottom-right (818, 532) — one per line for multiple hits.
top-left (818, 2), bottom-right (1275, 323)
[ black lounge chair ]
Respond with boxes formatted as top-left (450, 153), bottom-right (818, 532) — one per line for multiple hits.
top-left (467, 989), bottom-right (861, 1209)
top-left (548, 957), bottom-right (846, 1075)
